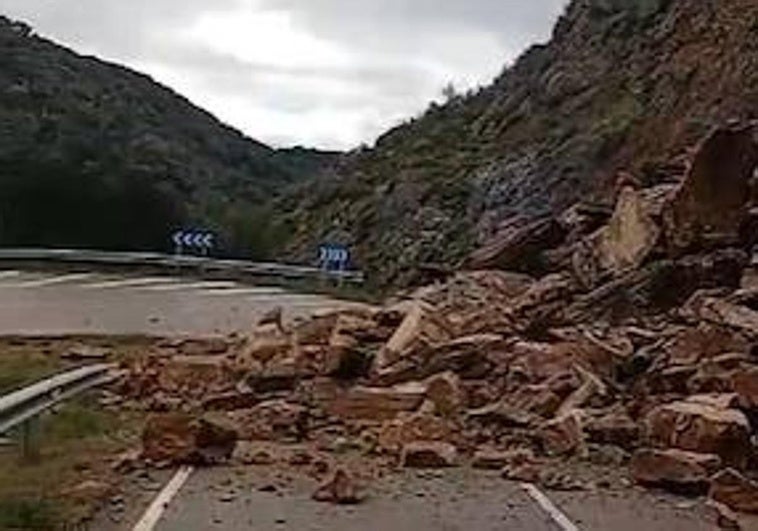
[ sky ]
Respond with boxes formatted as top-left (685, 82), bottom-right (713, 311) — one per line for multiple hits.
top-left (0, 0), bottom-right (567, 150)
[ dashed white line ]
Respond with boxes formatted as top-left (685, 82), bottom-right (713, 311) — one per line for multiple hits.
top-left (84, 277), bottom-right (183, 290)
top-left (132, 466), bottom-right (194, 531)
top-left (13, 273), bottom-right (95, 288)
top-left (141, 280), bottom-right (240, 292)
top-left (203, 287), bottom-right (287, 296)
top-left (521, 483), bottom-right (580, 531)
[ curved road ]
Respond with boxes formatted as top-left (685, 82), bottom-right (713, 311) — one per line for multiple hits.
top-left (0, 269), bottom-right (365, 336)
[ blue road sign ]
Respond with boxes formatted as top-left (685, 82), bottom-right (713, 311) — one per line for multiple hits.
top-left (319, 244), bottom-right (350, 271)
top-left (172, 230), bottom-right (215, 254)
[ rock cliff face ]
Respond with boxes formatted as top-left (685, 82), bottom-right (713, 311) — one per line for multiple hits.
top-left (0, 16), bottom-right (335, 254)
top-left (281, 0), bottom-right (758, 288)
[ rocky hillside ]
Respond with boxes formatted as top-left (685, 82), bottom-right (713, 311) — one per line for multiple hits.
top-left (0, 16), bottom-right (335, 255)
top-left (280, 0), bottom-right (758, 288)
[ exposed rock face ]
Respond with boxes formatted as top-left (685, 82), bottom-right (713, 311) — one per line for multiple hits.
top-left (282, 0), bottom-right (758, 287)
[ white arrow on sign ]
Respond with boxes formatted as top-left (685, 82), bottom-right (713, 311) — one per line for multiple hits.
top-left (172, 231), bottom-right (184, 247)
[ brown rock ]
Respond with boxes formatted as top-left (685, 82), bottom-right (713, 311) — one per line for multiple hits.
top-left (228, 400), bottom-right (307, 441)
top-left (630, 448), bottom-right (722, 494)
top-left (312, 468), bottom-right (363, 505)
top-left (472, 448), bottom-right (535, 471)
top-left (644, 401), bottom-right (751, 469)
top-left (202, 391), bottom-right (258, 412)
top-left (465, 215), bottom-right (567, 272)
top-left (692, 297), bottom-right (758, 340)
top-left (400, 442), bottom-right (458, 468)
top-left (734, 368), bottom-right (758, 411)
top-left (258, 306), bottom-right (284, 331)
top-left (141, 413), bottom-right (238, 466)
top-left (537, 411), bottom-right (584, 456)
top-left (508, 384), bottom-right (562, 419)
top-left (377, 413), bottom-right (452, 454)
top-left (664, 324), bottom-right (749, 367)
top-left (710, 469), bottom-right (758, 514)
top-left (424, 372), bottom-right (463, 418)
top-left (590, 184), bottom-right (666, 276)
top-left (374, 301), bottom-right (451, 372)
top-left (328, 383), bottom-right (426, 421)
top-left (466, 401), bottom-right (539, 429)
top-left (584, 410), bottom-right (640, 450)
top-left (421, 334), bottom-right (503, 380)
top-left (664, 124), bottom-right (758, 254)
top-left (502, 462), bottom-right (542, 483)
top-left (240, 326), bottom-right (295, 364)
top-left (704, 500), bottom-right (742, 530)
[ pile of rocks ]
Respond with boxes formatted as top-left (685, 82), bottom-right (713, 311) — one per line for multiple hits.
top-left (119, 124), bottom-right (758, 519)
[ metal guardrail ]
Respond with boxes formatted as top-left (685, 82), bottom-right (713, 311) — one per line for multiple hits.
top-left (0, 248), bottom-right (365, 284)
top-left (0, 364), bottom-right (117, 459)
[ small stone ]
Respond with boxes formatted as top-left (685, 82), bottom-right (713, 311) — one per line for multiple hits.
top-left (312, 468), bottom-right (363, 505)
top-left (400, 442), bottom-right (458, 469)
top-left (705, 500), bottom-right (742, 530)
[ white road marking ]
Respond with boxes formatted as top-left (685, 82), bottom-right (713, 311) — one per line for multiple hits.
top-left (132, 466), bottom-right (194, 531)
top-left (140, 280), bottom-right (239, 292)
top-left (0, 270), bottom-right (20, 281)
top-left (203, 287), bottom-right (287, 296)
top-left (14, 273), bottom-right (94, 288)
top-left (84, 277), bottom-right (183, 290)
top-left (521, 483), bottom-right (580, 531)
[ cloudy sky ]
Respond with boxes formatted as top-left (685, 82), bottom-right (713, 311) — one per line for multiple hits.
top-left (0, 0), bottom-right (567, 150)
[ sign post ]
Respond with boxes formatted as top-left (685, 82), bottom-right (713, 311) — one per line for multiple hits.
top-left (318, 244), bottom-right (350, 286)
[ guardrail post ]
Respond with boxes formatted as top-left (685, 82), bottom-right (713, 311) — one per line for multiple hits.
top-left (22, 418), bottom-right (40, 463)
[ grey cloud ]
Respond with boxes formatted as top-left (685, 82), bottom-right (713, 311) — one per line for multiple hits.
top-left (0, 0), bottom-right (568, 148)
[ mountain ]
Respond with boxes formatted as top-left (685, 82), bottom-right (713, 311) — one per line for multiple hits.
top-left (278, 0), bottom-right (758, 288)
top-left (0, 16), bottom-right (336, 256)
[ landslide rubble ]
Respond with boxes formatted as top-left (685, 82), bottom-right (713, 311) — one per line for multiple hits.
top-left (117, 125), bottom-right (758, 520)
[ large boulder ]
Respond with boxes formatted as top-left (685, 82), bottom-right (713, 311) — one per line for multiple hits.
top-left (465, 215), bottom-right (567, 272)
top-left (577, 184), bottom-right (671, 285)
top-left (328, 383), bottom-right (427, 421)
top-left (377, 412), bottom-right (453, 454)
top-left (664, 124), bottom-right (758, 254)
top-left (643, 400), bottom-right (751, 469)
top-left (373, 301), bottom-right (451, 374)
top-left (537, 411), bottom-right (584, 456)
top-left (227, 400), bottom-right (308, 441)
top-left (141, 413), bottom-right (238, 466)
top-left (630, 448), bottom-right (722, 494)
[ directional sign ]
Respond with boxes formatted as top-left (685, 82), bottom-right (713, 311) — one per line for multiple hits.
top-left (172, 230), bottom-right (215, 255)
top-left (319, 244), bottom-right (350, 272)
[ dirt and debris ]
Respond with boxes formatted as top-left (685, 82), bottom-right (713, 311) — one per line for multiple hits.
top-left (109, 124), bottom-right (758, 520)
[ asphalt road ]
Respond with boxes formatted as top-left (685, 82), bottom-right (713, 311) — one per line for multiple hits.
top-left (0, 269), bottom-right (365, 337)
top-left (96, 465), bottom-right (726, 531)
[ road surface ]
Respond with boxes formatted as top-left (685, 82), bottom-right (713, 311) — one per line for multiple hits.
top-left (0, 269), bottom-right (365, 336)
top-left (94, 465), bottom-right (727, 531)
